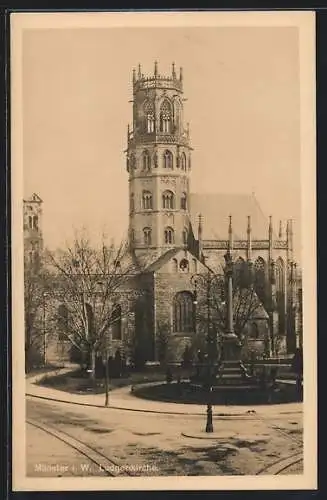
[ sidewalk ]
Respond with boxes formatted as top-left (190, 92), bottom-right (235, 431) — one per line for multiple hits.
top-left (26, 369), bottom-right (302, 417)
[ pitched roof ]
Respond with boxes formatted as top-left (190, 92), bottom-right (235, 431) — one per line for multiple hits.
top-left (143, 248), bottom-right (182, 273)
top-left (189, 192), bottom-right (275, 241)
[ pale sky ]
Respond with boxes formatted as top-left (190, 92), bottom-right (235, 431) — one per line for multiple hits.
top-left (22, 26), bottom-right (301, 255)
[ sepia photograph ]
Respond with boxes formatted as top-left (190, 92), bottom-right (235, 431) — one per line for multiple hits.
top-left (11, 11), bottom-right (316, 491)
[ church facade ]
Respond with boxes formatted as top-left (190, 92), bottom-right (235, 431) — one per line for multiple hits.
top-left (24, 63), bottom-right (303, 367)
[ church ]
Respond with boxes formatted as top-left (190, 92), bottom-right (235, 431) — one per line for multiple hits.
top-left (24, 62), bottom-right (303, 366)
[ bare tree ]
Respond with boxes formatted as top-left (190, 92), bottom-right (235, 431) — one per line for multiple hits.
top-left (45, 232), bottom-right (140, 380)
top-left (195, 269), bottom-right (263, 346)
top-left (24, 255), bottom-right (51, 371)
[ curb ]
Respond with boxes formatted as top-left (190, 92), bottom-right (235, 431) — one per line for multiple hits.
top-left (26, 391), bottom-right (301, 418)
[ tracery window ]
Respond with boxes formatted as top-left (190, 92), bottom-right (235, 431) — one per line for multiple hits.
top-left (144, 100), bottom-right (155, 133)
top-left (173, 291), bottom-right (194, 333)
top-left (163, 150), bottom-right (173, 169)
top-left (179, 259), bottom-right (189, 272)
top-left (162, 190), bottom-right (174, 209)
top-left (164, 227), bottom-right (174, 245)
top-left (142, 150), bottom-right (151, 171)
top-left (254, 257), bottom-right (267, 304)
top-left (142, 190), bottom-right (153, 210)
top-left (143, 227), bottom-right (152, 246)
top-left (159, 99), bottom-right (172, 133)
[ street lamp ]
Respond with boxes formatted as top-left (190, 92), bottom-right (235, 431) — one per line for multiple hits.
top-left (190, 271), bottom-right (224, 433)
top-left (42, 291), bottom-right (49, 366)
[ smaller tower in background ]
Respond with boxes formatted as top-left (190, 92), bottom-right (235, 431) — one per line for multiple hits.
top-left (23, 193), bottom-right (43, 265)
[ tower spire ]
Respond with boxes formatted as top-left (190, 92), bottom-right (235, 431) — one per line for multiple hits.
top-left (154, 60), bottom-right (158, 77)
top-left (138, 63), bottom-right (142, 79)
top-left (180, 66), bottom-right (183, 81)
top-left (279, 220), bottom-right (283, 238)
top-left (228, 215), bottom-right (233, 251)
top-left (132, 68), bottom-right (136, 84)
top-left (247, 215), bottom-right (252, 261)
top-left (172, 62), bottom-right (176, 79)
top-left (268, 215), bottom-right (273, 261)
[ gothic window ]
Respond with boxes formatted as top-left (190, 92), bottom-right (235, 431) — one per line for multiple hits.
top-left (58, 304), bottom-right (69, 341)
top-left (173, 291), bottom-right (194, 333)
top-left (164, 227), bottom-right (174, 245)
top-left (234, 257), bottom-right (246, 288)
top-left (159, 99), bottom-right (172, 133)
top-left (163, 150), bottom-right (173, 169)
top-left (192, 258), bottom-right (197, 273)
top-left (111, 304), bottom-right (122, 340)
top-left (130, 229), bottom-right (135, 242)
top-left (172, 258), bottom-right (178, 273)
top-left (143, 227), bottom-right (152, 246)
top-left (254, 257), bottom-right (267, 304)
top-left (162, 190), bottom-right (174, 209)
top-left (130, 193), bottom-right (134, 212)
top-left (144, 100), bottom-right (155, 133)
top-left (28, 216), bottom-right (33, 229)
top-left (180, 153), bottom-right (187, 171)
top-left (182, 227), bottom-right (188, 245)
top-left (181, 192), bottom-right (187, 210)
top-left (33, 216), bottom-right (38, 229)
top-left (142, 150), bottom-right (151, 171)
top-left (179, 259), bottom-right (189, 272)
top-left (188, 155), bottom-right (191, 170)
top-left (142, 190), bottom-right (153, 210)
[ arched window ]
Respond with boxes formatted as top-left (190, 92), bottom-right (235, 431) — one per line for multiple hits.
top-left (130, 193), bottom-right (134, 212)
top-left (28, 216), bottom-right (33, 229)
top-left (179, 259), bottom-right (189, 272)
top-left (58, 304), bottom-right (69, 341)
top-left (164, 227), bottom-right (174, 244)
top-left (111, 304), bottom-right (122, 340)
top-left (142, 190), bottom-right (152, 210)
top-left (142, 150), bottom-right (151, 171)
top-left (182, 227), bottom-right (188, 245)
top-left (143, 227), bottom-right (152, 246)
top-left (234, 257), bottom-right (246, 288)
top-left (181, 192), bottom-right (187, 210)
top-left (180, 153), bottom-right (187, 171)
top-left (162, 190), bottom-right (174, 209)
top-left (163, 150), bottom-right (173, 169)
top-left (130, 229), bottom-right (135, 242)
top-left (159, 99), bottom-right (172, 133)
top-left (172, 258), bottom-right (178, 273)
top-left (276, 258), bottom-right (285, 294)
top-left (144, 100), bottom-right (155, 133)
top-left (192, 258), bottom-right (197, 273)
top-left (254, 257), bottom-right (267, 304)
top-left (173, 291), bottom-right (194, 333)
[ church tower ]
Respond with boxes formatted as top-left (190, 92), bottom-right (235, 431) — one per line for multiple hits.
top-left (23, 193), bottom-right (43, 265)
top-left (126, 62), bottom-right (192, 262)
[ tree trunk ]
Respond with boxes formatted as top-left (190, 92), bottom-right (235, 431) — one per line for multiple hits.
top-left (89, 347), bottom-right (96, 380)
top-left (104, 353), bottom-right (109, 407)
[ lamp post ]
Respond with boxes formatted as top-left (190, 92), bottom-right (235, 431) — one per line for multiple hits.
top-left (42, 291), bottom-right (48, 366)
top-left (190, 272), bottom-right (224, 433)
